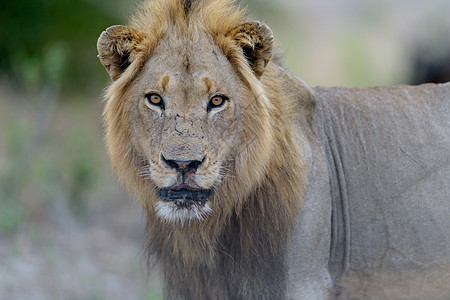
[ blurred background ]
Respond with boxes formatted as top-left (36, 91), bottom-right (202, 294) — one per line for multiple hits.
top-left (0, 0), bottom-right (449, 299)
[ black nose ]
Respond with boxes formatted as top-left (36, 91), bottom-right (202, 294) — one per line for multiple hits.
top-left (162, 155), bottom-right (205, 173)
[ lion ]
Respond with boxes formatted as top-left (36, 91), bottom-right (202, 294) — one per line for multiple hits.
top-left (97, 0), bottom-right (450, 298)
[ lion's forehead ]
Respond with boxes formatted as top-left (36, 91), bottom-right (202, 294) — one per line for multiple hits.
top-left (139, 33), bottom-right (238, 100)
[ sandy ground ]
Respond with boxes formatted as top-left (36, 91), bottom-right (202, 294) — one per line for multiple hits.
top-left (0, 188), bottom-right (162, 300)
top-left (0, 188), bottom-right (162, 299)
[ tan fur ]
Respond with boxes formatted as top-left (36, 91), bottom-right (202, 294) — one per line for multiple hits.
top-left (161, 75), bottom-right (170, 91)
top-left (202, 77), bottom-right (212, 93)
top-left (98, 0), bottom-right (306, 298)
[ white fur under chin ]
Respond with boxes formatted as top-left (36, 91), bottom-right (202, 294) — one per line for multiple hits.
top-left (155, 201), bottom-right (213, 226)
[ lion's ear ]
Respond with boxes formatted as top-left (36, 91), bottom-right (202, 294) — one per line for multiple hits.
top-left (97, 25), bottom-right (144, 81)
top-left (231, 21), bottom-right (274, 78)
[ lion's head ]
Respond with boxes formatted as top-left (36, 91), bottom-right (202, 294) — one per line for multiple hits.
top-left (97, 0), bottom-right (280, 226)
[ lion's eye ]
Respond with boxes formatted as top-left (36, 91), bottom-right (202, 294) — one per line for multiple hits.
top-left (145, 93), bottom-right (165, 109)
top-left (208, 95), bottom-right (227, 111)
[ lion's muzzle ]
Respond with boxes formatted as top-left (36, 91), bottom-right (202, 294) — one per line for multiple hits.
top-left (158, 155), bottom-right (212, 207)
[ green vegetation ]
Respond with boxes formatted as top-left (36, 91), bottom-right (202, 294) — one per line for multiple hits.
top-left (0, 98), bottom-right (99, 231)
top-left (0, 0), bottom-right (134, 92)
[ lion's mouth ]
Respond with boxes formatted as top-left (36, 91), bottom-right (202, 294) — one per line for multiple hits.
top-left (155, 183), bottom-right (214, 223)
top-left (157, 187), bottom-right (212, 208)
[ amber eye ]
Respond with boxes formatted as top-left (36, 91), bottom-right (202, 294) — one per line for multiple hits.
top-left (208, 95), bottom-right (227, 111)
top-left (145, 93), bottom-right (164, 109)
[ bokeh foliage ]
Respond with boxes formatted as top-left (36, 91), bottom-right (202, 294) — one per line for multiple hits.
top-left (0, 0), bottom-right (132, 91)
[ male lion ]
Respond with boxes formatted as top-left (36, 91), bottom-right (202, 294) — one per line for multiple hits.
top-left (97, 0), bottom-right (450, 298)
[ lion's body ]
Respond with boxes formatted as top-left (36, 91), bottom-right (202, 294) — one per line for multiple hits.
top-left (97, 0), bottom-right (450, 298)
top-left (288, 81), bottom-right (450, 298)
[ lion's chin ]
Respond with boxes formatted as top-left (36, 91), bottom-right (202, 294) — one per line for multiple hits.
top-left (155, 201), bottom-right (213, 225)
top-left (155, 188), bottom-right (213, 225)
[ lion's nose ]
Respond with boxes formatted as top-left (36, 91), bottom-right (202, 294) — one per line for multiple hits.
top-left (162, 155), bottom-right (205, 173)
